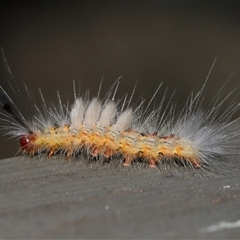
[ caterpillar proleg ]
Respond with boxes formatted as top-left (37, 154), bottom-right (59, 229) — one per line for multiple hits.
top-left (1, 54), bottom-right (240, 172)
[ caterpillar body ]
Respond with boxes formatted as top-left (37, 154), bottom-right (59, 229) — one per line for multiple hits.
top-left (0, 59), bottom-right (240, 171)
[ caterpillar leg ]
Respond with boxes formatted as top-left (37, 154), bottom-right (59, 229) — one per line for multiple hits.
top-left (90, 147), bottom-right (100, 157)
top-left (189, 158), bottom-right (202, 168)
top-left (148, 158), bottom-right (157, 168)
top-left (123, 155), bottom-right (134, 166)
top-left (48, 148), bottom-right (55, 158)
top-left (103, 148), bottom-right (113, 158)
top-left (123, 155), bottom-right (158, 168)
top-left (65, 150), bottom-right (73, 160)
top-left (90, 147), bottom-right (113, 159)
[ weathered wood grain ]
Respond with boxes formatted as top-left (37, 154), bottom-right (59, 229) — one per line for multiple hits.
top-left (0, 156), bottom-right (240, 239)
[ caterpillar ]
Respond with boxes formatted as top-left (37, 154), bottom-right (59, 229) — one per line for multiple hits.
top-left (1, 54), bottom-right (240, 171)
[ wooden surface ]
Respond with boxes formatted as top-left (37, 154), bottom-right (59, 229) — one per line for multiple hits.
top-left (0, 155), bottom-right (240, 239)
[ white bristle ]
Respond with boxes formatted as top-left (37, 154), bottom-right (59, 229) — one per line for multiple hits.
top-left (83, 98), bottom-right (102, 126)
top-left (70, 98), bottom-right (85, 129)
top-left (97, 101), bottom-right (117, 127)
top-left (112, 108), bottom-right (134, 131)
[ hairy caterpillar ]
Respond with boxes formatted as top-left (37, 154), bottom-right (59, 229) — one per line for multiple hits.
top-left (0, 54), bottom-right (240, 171)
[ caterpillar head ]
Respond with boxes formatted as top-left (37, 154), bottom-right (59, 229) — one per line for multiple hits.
top-left (20, 134), bottom-right (37, 154)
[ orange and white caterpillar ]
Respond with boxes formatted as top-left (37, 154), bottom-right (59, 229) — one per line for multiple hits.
top-left (1, 57), bottom-right (240, 171)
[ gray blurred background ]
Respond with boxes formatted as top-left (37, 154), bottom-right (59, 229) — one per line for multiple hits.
top-left (1, 1), bottom-right (240, 159)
